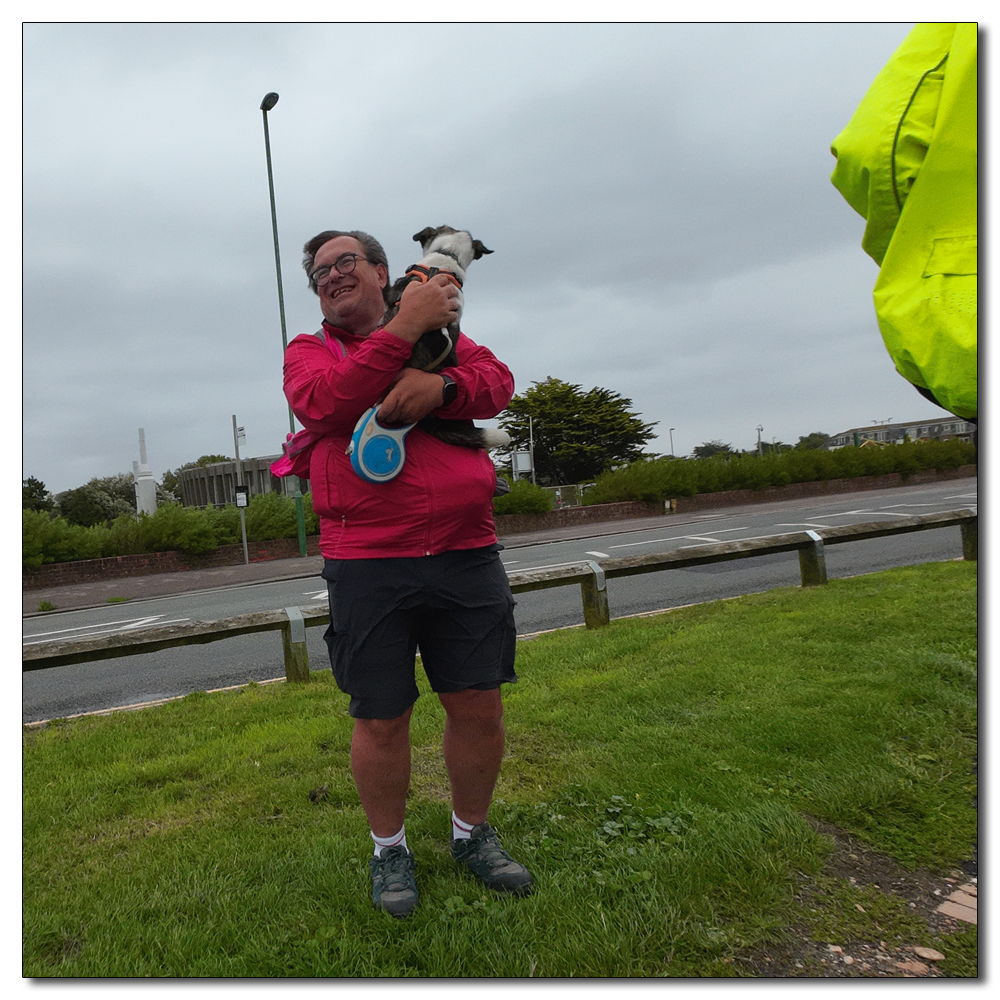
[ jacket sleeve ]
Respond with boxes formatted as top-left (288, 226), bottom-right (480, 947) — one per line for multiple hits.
top-left (282, 329), bottom-right (413, 434)
top-left (436, 332), bottom-right (515, 419)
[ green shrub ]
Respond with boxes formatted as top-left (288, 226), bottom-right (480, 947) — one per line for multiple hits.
top-left (243, 491), bottom-right (299, 542)
top-left (583, 439), bottom-right (975, 505)
top-left (493, 479), bottom-right (554, 515)
top-left (23, 509), bottom-right (106, 570)
top-left (133, 504), bottom-right (218, 556)
top-left (203, 504), bottom-right (241, 546)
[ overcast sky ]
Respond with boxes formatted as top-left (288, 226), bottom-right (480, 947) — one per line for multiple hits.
top-left (24, 20), bottom-right (962, 497)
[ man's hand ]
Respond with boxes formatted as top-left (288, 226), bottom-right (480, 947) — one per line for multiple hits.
top-left (383, 274), bottom-right (460, 344)
top-left (377, 369), bottom-right (447, 426)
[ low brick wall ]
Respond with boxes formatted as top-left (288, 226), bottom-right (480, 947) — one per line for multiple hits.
top-left (23, 535), bottom-right (323, 590)
top-left (23, 465), bottom-right (974, 590)
top-left (494, 501), bottom-right (661, 536)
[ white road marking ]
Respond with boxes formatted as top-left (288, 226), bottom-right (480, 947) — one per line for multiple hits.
top-left (682, 535), bottom-right (722, 543)
top-left (609, 527), bottom-right (747, 550)
top-left (585, 551), bottom-right (610, 559)
top-left (821, 509), bottom-right (912, 518)
top-left (303, 589), bottom-right (327, 600)
top-left (775, 522), bottom-right (835, 529)
top-left (23, 615), bottom-right (191, 646)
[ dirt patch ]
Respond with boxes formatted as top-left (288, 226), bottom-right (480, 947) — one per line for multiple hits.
top-left (729, 819), bottom-right (976, 978)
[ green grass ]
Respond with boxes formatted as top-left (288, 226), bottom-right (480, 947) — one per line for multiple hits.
top-left (23, 561), bottom-right (977, 977)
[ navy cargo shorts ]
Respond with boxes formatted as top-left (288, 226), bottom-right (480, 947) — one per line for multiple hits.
top-left (321, 544), bottom-right (518, 719)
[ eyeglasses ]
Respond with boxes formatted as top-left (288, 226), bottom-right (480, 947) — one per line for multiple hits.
top-left (310, 253), bottom-right (371, 287)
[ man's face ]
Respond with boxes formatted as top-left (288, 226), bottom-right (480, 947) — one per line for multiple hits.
top-left (313, 236), bottom-right (388, 334)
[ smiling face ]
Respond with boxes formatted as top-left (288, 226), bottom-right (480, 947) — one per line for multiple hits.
top-left (313, 235), bottom-right (388, 335)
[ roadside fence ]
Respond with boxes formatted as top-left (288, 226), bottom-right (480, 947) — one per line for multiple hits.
top-left (23, 509), bottom-right (976, 682)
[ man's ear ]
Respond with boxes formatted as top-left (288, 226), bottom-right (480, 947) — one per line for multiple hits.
top-left (376, 263), bottom-right (389, 289)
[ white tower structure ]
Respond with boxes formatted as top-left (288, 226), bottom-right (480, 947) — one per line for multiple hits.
top-left (133, 428), bottom-right (158, 516)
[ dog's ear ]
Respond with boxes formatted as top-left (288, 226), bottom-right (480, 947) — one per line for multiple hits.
top-left (471, 240), bottom-right (494, 259)
top-left (412, 227), bottom-right (438, 247)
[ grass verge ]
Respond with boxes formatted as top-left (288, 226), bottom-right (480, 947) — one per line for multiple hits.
top-left (23, 561), bottom-right (977, 977)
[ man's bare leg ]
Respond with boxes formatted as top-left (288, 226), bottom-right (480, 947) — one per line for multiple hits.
top-left (351, 707), bottom-right (413, 837)
top-left (439, 688), bottom-right (504, 824)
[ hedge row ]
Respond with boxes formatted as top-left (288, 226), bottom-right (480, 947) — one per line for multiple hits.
top-left (23, 492), bottom-right (320, 571)
top-left (582, 439), bottom-right (976, 505)
top-left (22, 480), bottom-right (555, 571)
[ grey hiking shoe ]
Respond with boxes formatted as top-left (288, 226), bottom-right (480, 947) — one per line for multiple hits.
top-left (369, 845), bottom-right (419, 918)
top-left (450, 822), bottom-right (534, 895)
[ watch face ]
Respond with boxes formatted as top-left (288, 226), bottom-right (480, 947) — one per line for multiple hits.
top-left (443, 377), bottom-right (458, 405)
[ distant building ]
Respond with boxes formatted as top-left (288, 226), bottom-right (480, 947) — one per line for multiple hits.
top-left (825, 417), bottom-right (975, 450)
top-left (178, 456), bottom-right (306, 507)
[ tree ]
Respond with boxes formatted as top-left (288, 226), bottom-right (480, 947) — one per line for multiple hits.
top-left (497, 377), bottom-right (657, 485)
top-left (691, 440), bottom-right (735, 460)
top-left (56, 474), bottom-right (137, 527)
top-left (23, 477), bottom-right (55, 512)
top-left (795, 432), bottom-right (830, 450)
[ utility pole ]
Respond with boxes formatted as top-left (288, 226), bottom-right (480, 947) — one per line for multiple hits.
top-left (756, 424), bottom-right (764, 458)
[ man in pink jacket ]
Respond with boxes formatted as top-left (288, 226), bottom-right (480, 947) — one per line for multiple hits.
top-left (283, 229), bottom-right (532, 918)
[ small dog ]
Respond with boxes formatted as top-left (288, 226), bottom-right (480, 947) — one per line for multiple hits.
top-left (383, 226), bottom-right (510, 451)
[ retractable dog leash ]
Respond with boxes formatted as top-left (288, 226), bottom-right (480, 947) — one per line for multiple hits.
top-left (347, 407), bottom-right (416, 483)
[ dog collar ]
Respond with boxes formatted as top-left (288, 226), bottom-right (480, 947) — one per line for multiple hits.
top-left (404, 263), bottom-right (463, 289)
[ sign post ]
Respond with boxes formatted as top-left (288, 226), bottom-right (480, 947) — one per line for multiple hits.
top-left (233, 415), bottom-right (249, 565)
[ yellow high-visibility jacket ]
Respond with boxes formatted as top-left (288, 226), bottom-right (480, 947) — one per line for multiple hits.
top-left (830, 22), bottom-right (977, 420)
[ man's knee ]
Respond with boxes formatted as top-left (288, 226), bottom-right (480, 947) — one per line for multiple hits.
top-left (439, 687), bottom-right (504, 726)
top-left (354, 708), bottom-right (412, 749)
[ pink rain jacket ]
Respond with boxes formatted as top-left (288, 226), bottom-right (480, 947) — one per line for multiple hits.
top-left (282, 321), bottom-right (514, 559)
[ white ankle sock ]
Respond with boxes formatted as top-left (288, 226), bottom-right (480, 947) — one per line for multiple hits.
top-left (452, 812), bottom-right (477, 841)
top-left (371, 825), bottom-right (407, 858)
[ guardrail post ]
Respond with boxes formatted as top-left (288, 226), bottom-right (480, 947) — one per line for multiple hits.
top-left (960, 517), bottom-right (978, 561)
top-left (282, 607), bottom-right (310, 682)
top-left (798, 531), bottom-right (828, 587)
top-left (581, 561), bottom-right (610, 628)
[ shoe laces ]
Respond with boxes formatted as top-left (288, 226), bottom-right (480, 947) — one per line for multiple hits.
top-left (374, 848), bottom-right (414, 890)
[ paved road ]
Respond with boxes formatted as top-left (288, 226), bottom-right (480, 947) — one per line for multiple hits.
top-left (22, 478), bottom-right (976, 724)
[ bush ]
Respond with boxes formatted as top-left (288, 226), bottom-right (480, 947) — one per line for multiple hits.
top-left (583, 439), bottom-right (975, 505)
top-left (133, 504), bottom-right (219, 556)
top-left (493, 479), bottom-right (554, 515)
top-left (23, 510), bottom-right (106, 570)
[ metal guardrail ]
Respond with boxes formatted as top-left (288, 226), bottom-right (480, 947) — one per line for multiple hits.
top-left (22, 509), bottom-right (977, 678)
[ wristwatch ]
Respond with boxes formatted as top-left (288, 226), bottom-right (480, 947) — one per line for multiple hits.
top-left (440, 374), bottom-right (458, 406)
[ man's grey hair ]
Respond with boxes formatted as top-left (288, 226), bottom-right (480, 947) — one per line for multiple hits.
top-left (302, 230), bottom-right (389, 294)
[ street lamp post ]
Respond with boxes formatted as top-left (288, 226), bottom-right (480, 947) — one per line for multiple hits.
top-left (260, 91), bottom-right (307, 557)
top-left (669, 427), bottom-right (675, 458)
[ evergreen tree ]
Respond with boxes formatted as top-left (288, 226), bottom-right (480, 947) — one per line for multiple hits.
top-left (498, 377), bottom-right (657, 485)
top-left (22, 477), bottom-right (54, 512)
top-left (691, 440), bottom-right (736, 459)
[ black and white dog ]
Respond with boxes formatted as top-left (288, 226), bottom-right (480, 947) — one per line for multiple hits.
top-left (383, 226), bottom-right (510, 451)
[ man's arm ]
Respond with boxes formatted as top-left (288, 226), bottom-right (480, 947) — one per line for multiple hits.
top-left (284, 275), bottom-right (463, 432)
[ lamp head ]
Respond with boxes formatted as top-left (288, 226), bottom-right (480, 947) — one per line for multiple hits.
top-left (260, 93), bottom-right (279, 111)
